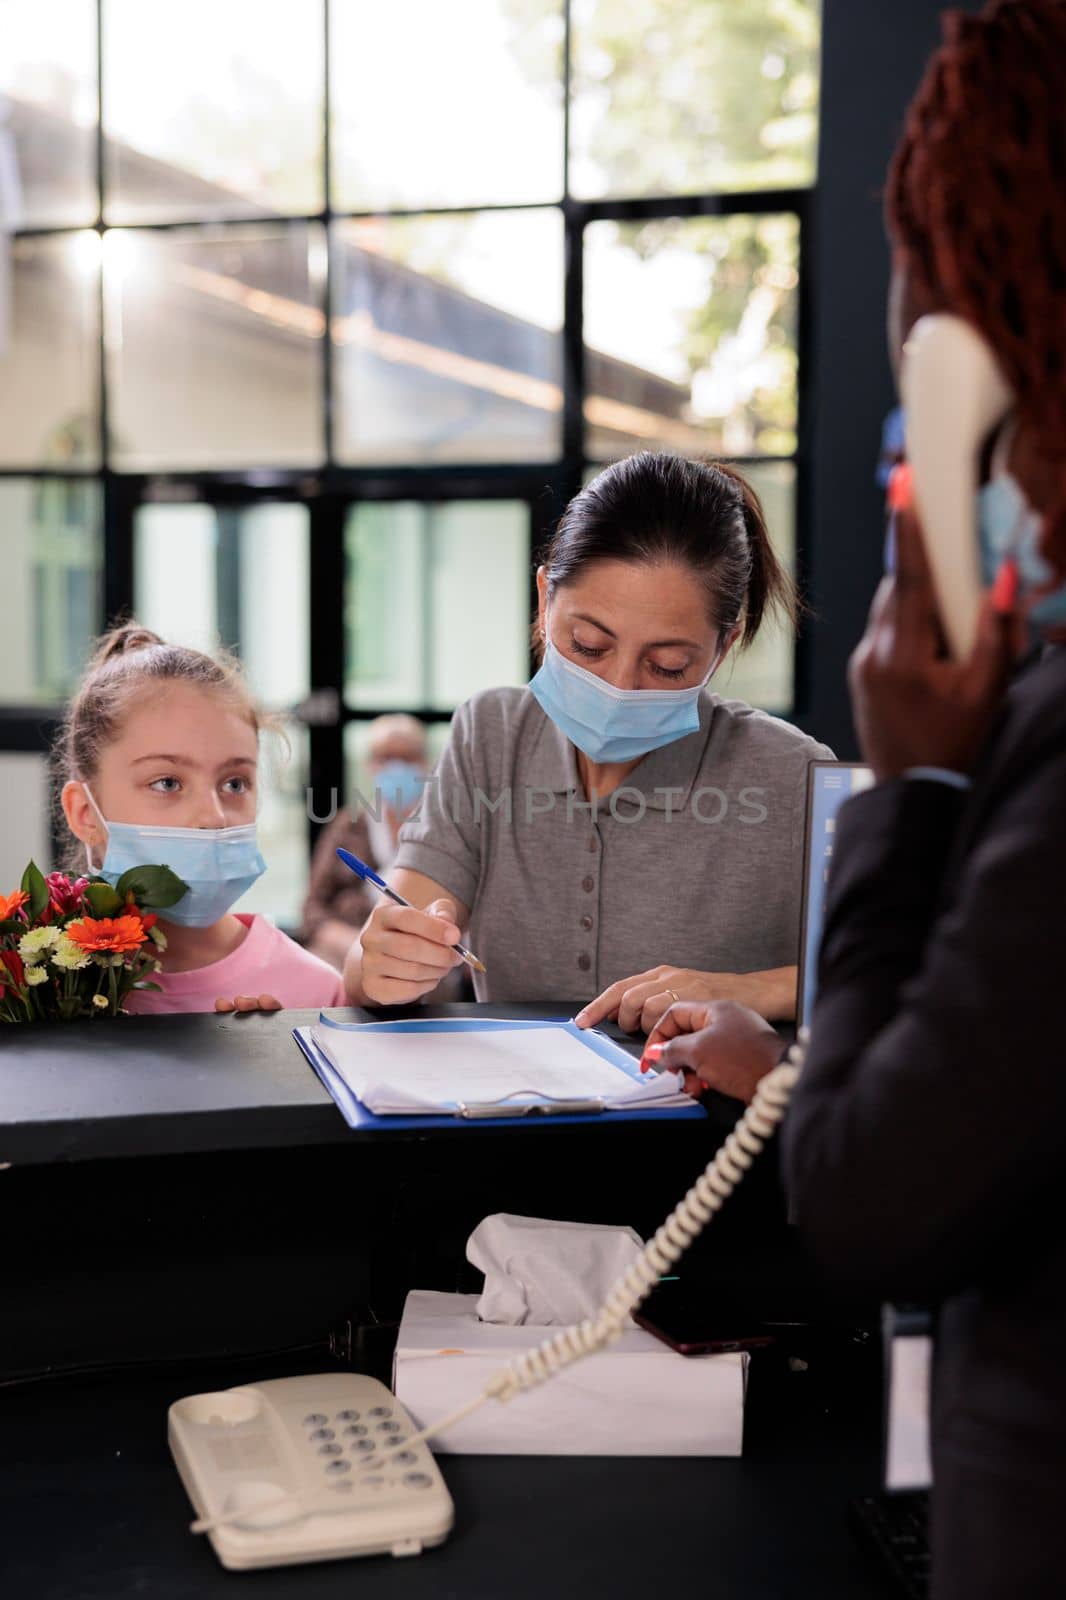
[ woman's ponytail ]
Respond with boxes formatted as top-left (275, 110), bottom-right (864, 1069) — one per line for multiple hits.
top-left (712, 463), bottom-right (799, 646)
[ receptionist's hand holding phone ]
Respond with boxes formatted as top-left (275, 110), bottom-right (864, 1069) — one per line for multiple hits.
top-left (849, 507), bottom-right (1019, 782)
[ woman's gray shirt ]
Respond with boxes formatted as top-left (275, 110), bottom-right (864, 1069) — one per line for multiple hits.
top-left (394, 686), bottom-right (833, 1003)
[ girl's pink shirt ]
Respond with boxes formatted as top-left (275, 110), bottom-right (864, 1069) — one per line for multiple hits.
top-left (124, 913), bottom-right (348, 1015)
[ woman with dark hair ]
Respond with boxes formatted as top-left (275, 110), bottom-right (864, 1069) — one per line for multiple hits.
top-left (343, 451), bottom-right (830, 1018)
top-left (649, 4), bottom-right (1066, 1595)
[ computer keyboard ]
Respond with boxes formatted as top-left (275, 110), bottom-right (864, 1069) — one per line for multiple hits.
top-left (849, 1491), bottom-right (930, 1598)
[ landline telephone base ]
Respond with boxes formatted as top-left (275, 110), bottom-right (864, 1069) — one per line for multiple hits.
top-left (168, 1371), bottom-right (453, 1570)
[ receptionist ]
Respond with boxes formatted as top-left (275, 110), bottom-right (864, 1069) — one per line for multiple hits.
top-left (342, 451), bottom-right (832, 1030)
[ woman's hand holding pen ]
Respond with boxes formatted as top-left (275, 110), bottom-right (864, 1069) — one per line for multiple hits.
top-left (359, 897), bottom-right (464, 1005)
top-left (641, 999), bottom-right (785, 1106)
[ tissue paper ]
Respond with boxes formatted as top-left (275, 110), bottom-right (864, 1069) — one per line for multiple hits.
top-left (467, 1213), bottom-right (644, 1326)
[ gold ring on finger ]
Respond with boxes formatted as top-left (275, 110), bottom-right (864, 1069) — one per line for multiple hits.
top-left (664, 988), bottom-right (680, 1005)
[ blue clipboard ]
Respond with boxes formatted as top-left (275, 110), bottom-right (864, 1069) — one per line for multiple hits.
top-left (293, 1014), bottom-right (706, 1132)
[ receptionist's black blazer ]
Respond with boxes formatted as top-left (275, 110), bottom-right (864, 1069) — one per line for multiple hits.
top-left (785, 646), bottom-right (1066, 1600)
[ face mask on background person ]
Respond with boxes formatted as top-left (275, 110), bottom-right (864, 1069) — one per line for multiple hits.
top-left (373, 760), bottom-right (426, 816)
top-left (83, 786), bottom-right (266, 928)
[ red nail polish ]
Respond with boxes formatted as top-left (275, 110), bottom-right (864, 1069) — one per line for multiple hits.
top-left (887, 462), bottom-right (913, 513)
top-left (992, 558), bottom-right (1019, 614)
top-left (640, 1042), bottom-right (665, 1074)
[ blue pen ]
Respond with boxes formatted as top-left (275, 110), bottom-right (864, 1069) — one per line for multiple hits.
top-left (336, 847), bottom-right (487, 975)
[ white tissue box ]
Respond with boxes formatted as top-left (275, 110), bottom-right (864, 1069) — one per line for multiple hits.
top-left (393, 1290), bottom-right (748, 1456)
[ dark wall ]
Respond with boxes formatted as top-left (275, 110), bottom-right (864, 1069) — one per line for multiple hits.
top-left (797, 0), bottom-right (982, 756)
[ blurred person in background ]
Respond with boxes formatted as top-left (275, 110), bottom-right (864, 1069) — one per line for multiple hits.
top-left (301, 713), bottom-right (428, 971)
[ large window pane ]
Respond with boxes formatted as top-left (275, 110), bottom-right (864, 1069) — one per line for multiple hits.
top-left (345, 500), bottom-right (530, 711)
top-left (584, 214), bottom-right (799, 460)
top-left (106, 225), bottom-right (324, 471)
top-left (332, 213), bottom-right (563, 465)
top-left (0, 477), bottom-right (102, 704)
top-left (569, 0), bottom-right (820, 199)
top-left (0, 233), bottom-right (100, 468)
top-left (103, 0), bottom-right (324, 222)
top-left (1, 1), bottom-right (97, 227)
top-left (133, 502), bottom-right (311, 709)
top-left (330, 0), bottom-right (564, 210)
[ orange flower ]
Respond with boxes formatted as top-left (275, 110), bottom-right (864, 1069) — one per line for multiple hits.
top-left (65, 914), bottom-right (149, 955)
top-left (0, 889), bottom-right (29, 920)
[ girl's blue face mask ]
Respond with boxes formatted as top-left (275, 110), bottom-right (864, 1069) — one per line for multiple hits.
top-left (84, 787), bottom-right (266, 928)
top-left (529, 634), bottom-right (715, 764)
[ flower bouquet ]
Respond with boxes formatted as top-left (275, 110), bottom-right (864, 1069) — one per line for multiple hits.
top-left (0, 860), bottom-right (188, 1021)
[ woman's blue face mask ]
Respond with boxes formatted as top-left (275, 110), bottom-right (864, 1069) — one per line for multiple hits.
top-left (529, 634), bottom-right (716, 764)
top-left (84, 786), bottom-right (266, 927)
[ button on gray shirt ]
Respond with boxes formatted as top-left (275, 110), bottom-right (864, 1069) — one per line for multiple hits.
top-left (395, 687), bottom-right (833, 1003)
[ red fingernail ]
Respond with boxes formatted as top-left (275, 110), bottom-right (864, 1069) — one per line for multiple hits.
top-left (887, 462), bottom-right (913, 512)
top-left (640, 1043), bottom-right (665, 1074)
top-left (992, 558), bottom-right (1019, 614)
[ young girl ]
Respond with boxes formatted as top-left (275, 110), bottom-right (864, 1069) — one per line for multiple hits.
top-left (56, 624), bottom-right (347, 1015)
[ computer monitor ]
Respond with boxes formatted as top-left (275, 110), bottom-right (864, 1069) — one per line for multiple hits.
top-left (797, 761), bottom-right (875, 1028)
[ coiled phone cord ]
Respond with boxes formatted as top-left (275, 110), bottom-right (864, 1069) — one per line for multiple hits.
top-left (377, 1035), bottom-right (805, 1460)
top-left (194, 1037), bottom-right (805, 1532)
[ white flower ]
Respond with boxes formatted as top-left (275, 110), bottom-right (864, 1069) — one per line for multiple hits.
top-left (25, 966), bottom-right (49, 987)
top-left (52, 936), bottom-right (92, 972)
top-left (18, 926), bottom-right (61, 963)
top-left (111, 953), bottom-right (125, 967)
top-left (91, 993), bottom-right (109, 1010)
top-left (149, 926), bottom-right (167, 951)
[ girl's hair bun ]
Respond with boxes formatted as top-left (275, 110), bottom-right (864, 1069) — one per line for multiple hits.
top-left (90, 623), bottom-right (165, 667)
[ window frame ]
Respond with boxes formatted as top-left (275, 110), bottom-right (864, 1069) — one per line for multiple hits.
top-left (0, 0), bottom-right (816, 874)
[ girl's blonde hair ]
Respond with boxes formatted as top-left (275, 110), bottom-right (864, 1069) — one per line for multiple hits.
top-left (53, 622), bottom-right (267, 862)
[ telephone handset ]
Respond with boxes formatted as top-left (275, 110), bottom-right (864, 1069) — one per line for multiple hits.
top-left (899, 313), bottom-right (1015, 659)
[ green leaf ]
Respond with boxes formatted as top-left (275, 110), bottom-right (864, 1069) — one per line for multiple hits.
top-left (113, 864), bottom-right (189, 911)
top-left (84, 881), bottom-right (124, 918)
top-left (21, 860), bottom-right (49, 922)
